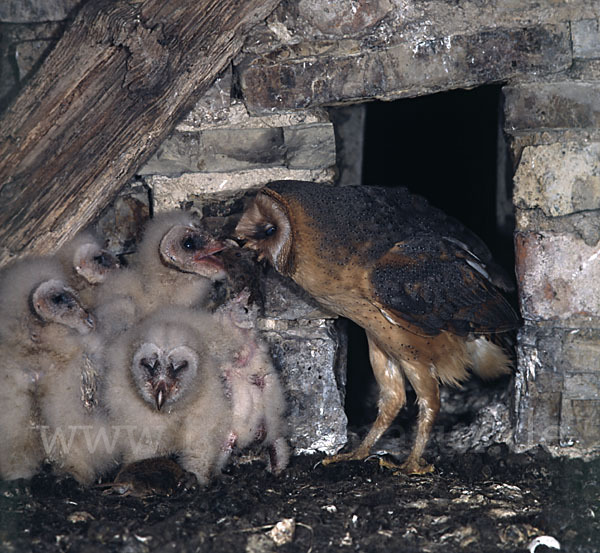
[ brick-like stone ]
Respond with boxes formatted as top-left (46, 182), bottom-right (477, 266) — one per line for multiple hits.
top-left (504, 83), bottom-right (600, 132)
top-left (513, 325), bottom-right (600, 456)
top-left (513, 142), bottom-right (600, 217)
top-left (513, 327), bottom-right (563, 449)
top-left (515, 231), bottom-right (600, 322)
top-left (0, 0), bottom-right (80, 22)
top-left (239, 24), bottom-right (571, 111)
top-left (139, 96), bottom-right (335, 177)
top-left (283, 123), bottom-right (336, 170)
top-left (261, 268), bottom-right (333, 321)
top-left (560, 399), bottom-right (600, 448)
top-left (139, 128), bottom-right (286, 175)
top-left (146, 167), bottom-right (336, 211)
top-left (572, 18), bottom-right (600, 59)
top-left (261, 319), bottom-right (348, 455)
top-left (564, 330), bottom-right (600, 373)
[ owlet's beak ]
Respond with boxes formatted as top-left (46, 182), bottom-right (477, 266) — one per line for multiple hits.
top-left (154, 381), bottom-right (167, 411)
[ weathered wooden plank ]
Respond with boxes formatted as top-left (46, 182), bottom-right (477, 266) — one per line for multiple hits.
top-left (0, 0), bottom-right (280, 267)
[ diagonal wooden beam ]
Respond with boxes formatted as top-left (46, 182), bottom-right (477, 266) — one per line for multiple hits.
top-left (0, 0), bottom-right (280, 267)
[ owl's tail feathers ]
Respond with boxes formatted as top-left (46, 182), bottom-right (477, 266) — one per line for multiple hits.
top-left (466, 336), bottom-right (513, 380)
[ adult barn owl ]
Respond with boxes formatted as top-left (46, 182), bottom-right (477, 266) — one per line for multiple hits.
top-left (235, 181), bottom-right (519, 474)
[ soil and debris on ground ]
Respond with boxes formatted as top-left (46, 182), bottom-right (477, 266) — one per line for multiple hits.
top-left (1, 444), bottom-right (598, 553)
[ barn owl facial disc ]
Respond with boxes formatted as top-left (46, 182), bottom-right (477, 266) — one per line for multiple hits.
top-left (73, 242), bottom-right (120, 285)
top-left (132, 342), bottom-right (199, 411)
top-left (31, 279), bottom-right (95, 334)
top-left (159, 225), bottom-right (227, 280)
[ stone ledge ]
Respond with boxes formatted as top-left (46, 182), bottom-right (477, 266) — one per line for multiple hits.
top-left (146, 167), bottom-right (336, 212)
top-left (139, 122), bottom-right (335, 176)
top-left (239, 24), bottom-right (571, 111)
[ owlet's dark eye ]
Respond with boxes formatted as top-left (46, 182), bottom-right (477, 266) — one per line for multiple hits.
top-left (264, 225), bottom-right (277, 237)
top-left (52, 292), bottom-right (74, 307)
top-left (141, 358), bottom-right (159, 374)
top-left (171, 360), bottom-right (188, 372)
top-left (182, 236), bottom-right (197, 250)
top-left (181, 234), bottom-right (206, 251)
top-left (93, 253), bottom-right (112, 268)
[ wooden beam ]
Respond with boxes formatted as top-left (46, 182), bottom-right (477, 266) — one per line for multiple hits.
top-left (0, 0), bottom-right (280, 267)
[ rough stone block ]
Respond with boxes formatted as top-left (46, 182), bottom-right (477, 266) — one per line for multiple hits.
top-left (146, 167), bottom-right (336, 211)
top-left (262, 268), bottom-right (333, 321)
top-left (239, 24), bottom-right (571, 111)
top-left (139, 95), bottom-right (335, 176)
top-left (0, 47), bottom-right (18, 108)
top-left (560, 399), bottom-right (600, 448)
top-left (139, 128), bottom-right (286, 175)
top-left (329, 104), bottom-right (366, 186)
top-left (572, 18), bottom-right (600, 58)
top-left (513, 326), bottom-right (563, 449)
top-left (564, 330), bottom-right (600, 373)
top-left (260, 318), bottom-right (348, 455)
top-left (0, 0), bottom-right (79, 22)
top-left (515, 231), bottom-right (600, 322)
top-left (270, 0), bottom-right (598, 42)
top-left (513, 325), bottom-right (600, 457)
top-left (513, 142), bottom-right (600, 217)
top-left (503, 83), bottom-right (600, 131)
top-left (283, 123), bottom-right (336, 170)
top-left (563, 372), bottom-right (600, 400)
top-left (14, 39), bottom-right (54, 80)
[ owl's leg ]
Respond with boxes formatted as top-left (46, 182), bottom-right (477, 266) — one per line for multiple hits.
top-left (400, 361), bottom-right (440, 475)
top-left (323, 335), bottom-right (406, 465)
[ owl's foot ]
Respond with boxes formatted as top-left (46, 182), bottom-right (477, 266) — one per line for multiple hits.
top-left (397, 456), bottom-right (435, 475)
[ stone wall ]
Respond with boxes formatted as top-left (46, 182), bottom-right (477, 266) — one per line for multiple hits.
top-left (2, 0), bottom-right (598, 458)
top-left (504, 22), bottom-right (600, 458)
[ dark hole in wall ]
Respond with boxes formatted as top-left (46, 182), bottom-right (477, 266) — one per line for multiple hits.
top-left (345, 85), bottom-right (516, 427)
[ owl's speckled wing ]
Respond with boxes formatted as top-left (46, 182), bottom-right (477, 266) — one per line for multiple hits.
top-left (369, 235), bottom-right (519, 337)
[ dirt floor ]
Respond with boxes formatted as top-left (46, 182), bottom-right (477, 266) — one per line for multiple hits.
top-left (1, 442), bottom-right (598, 553)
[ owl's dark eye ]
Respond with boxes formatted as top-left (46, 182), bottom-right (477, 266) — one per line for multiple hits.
top-left (264, 225), bottom-right (277, 237)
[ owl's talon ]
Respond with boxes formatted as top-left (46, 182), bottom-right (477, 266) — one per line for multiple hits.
top-left (322, 449), bottom-right (370, 466)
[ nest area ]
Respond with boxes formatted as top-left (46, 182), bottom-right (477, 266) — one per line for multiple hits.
top-left (1, 445), bottom-right (598, 552)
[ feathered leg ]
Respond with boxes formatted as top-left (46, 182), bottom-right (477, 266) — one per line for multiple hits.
top-left (323, 335), bottom-right (406, 464)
